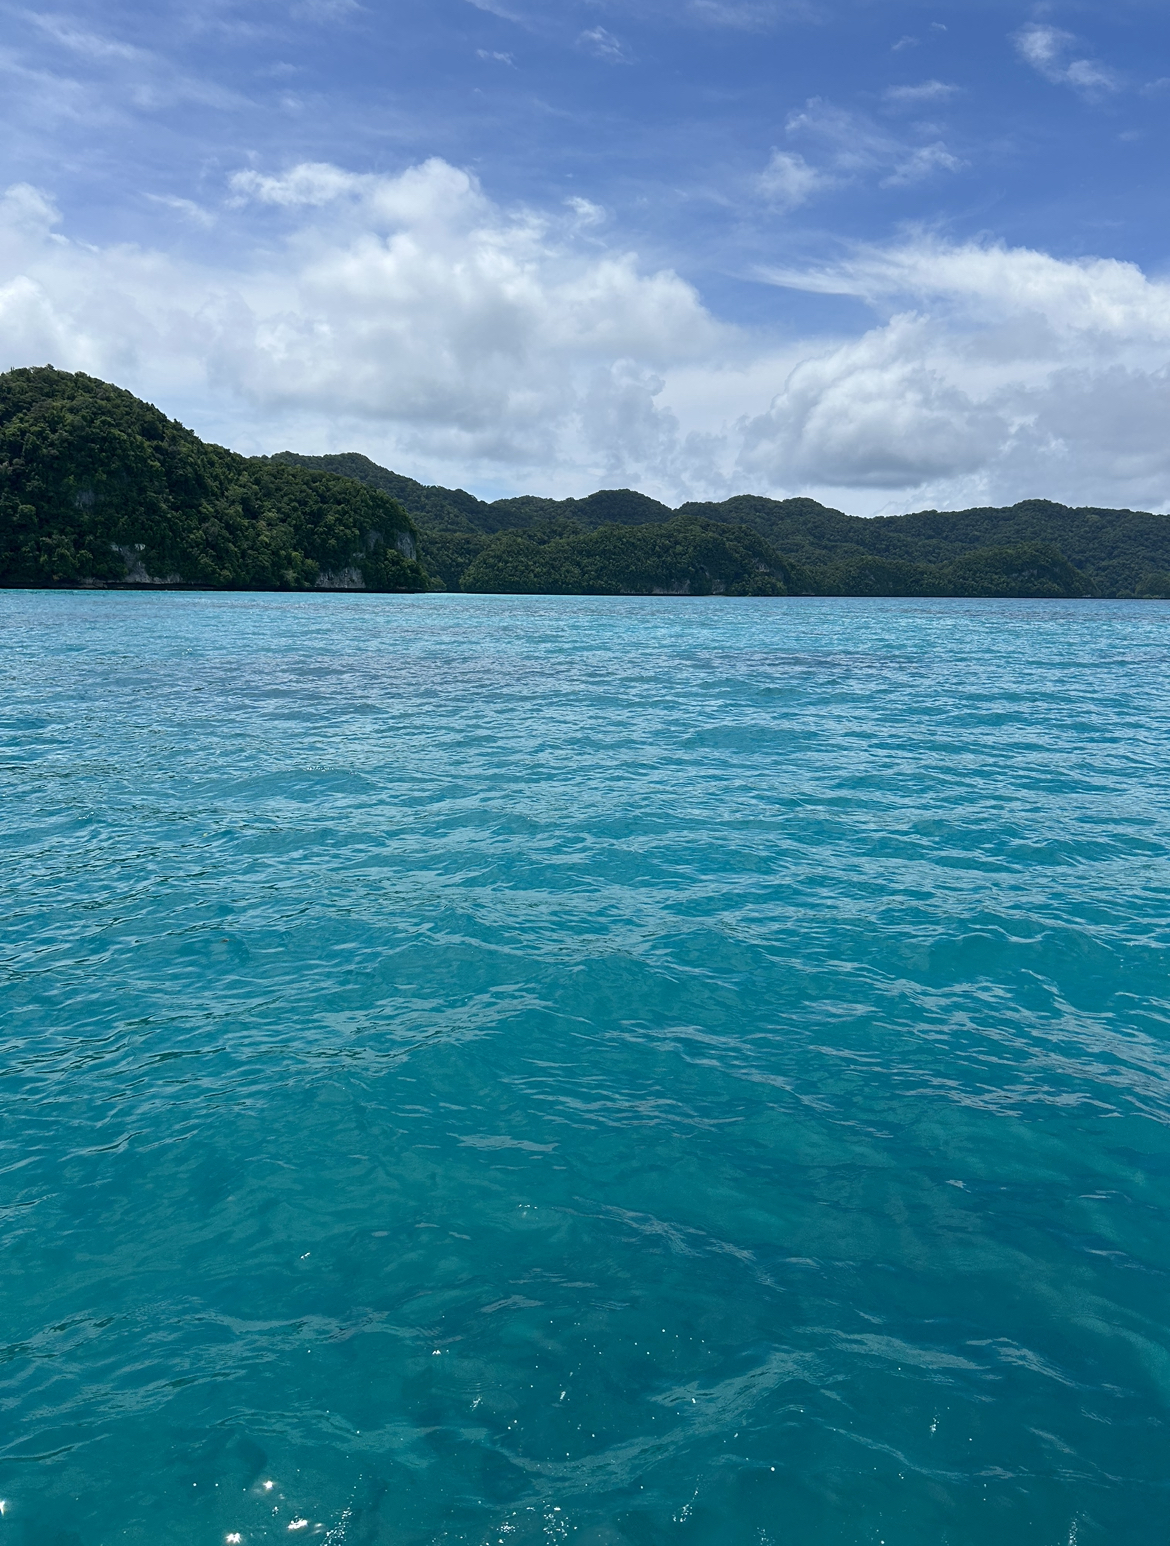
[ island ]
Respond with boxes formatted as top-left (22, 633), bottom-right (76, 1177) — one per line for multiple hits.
top-left (3, 367), bottom-right (1169, 598)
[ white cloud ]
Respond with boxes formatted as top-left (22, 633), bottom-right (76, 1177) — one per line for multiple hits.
top-left (26, 14), bottom-right (143, 62)
top-left (758, 150), bottom-right (827, 209)
top-left (5, 15), bottom-right (247, 116)
top-left (780, 97), bottom-right (964, 192)
top-left (145, 193), bottom-right (217, 228)
top-left (741, 315), bottom-right (1004, 488)
top-left (477, 49), bottom-right (514, 64)
top-left (230, 162), bottom-right (374, 208)
top-left (565, 196), bottom-right (606, 227)
top-left (760, 238), bottom-right (1170, 341)
top-left (1013, 24), bottom-right (1119, 96)
top-left (576, 27), bottom-right (632, 63)
top-left (685, 0), bottom-right (807, 28)
top-left (0, 181), bottom-right (61, 232)
top-left (463, 0), bottom-right (522, 19)
top-left (1014, 24), bottom-right (1069, 75)
top-left (4, 164), bottom-right (1170, 513)
top-left (883, 80), bottom-right (959, 107)
top-left (880, 142), bottom-right (963, 187)
top-left (744, 236), bottom-right (1170, 506)
top-left (583, 0), bottom-right (818, 29)
top-left (1064, 58), bottom-right (1117, 92)
top-left (0, 162), bottom-right (724, 494)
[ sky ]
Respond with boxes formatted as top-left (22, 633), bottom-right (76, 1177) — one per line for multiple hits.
top-left (1, 0), bottom-right (1169, 512)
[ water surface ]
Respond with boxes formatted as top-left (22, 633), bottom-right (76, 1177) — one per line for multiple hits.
top-left (2, 592), bottom-right (1169, 1546)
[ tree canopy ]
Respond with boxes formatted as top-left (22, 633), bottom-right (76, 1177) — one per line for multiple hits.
top-left (0, 368), bottom-right (430, 591)
top-left (285, 452), bottom-right (1169, 598)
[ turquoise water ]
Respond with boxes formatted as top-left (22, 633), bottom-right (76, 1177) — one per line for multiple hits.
top-left (3, 591), bottom-right (1169, 1546)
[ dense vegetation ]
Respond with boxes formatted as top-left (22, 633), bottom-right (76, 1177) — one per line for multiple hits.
top-left (4, 369), bottom-right (1168, 597)
top-left (269, 453), bottom-right (674, 535)
top-left (281, 452), bottom-right (1170, 598)
top-left (455, 518), bottom-right (798, 596)
top-left (421, 528), bottom-right (1088, 599)
top-left (674, 495), bottom-right (1170, 599)
top-left (0, 369), bottom-right (431, 591)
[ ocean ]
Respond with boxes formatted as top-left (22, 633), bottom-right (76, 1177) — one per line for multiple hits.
top-left (2, 590), bottom-right (1168, 1546)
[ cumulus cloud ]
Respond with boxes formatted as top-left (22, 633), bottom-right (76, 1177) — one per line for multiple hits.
top-left (0, 161), bottom-right (726, 494)
top-left (741, 315), bottom-right (1004, 488)
top-left (3, 162), bottom-right (1170, 513)
top-left (216, 163), bottom-right (723, 472)
top-left (1013, 25), bottom-right (1119, 96)
top-left (747, 237), bottom-right (1170, 506)
top-left (761, 238), bottom-right (1170, 341)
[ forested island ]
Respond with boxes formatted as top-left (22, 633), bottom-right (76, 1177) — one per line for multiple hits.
top-left (3, 367), bottom-right (1170, 598)
top-left (0, 368), bottom-right (430, 592)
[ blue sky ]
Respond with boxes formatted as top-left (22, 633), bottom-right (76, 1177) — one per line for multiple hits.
top-left (1, 0), bottom-right (1168, 511)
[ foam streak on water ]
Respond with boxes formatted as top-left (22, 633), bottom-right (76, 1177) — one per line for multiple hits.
top-left (1, 592), bottom-right (1169, 1546)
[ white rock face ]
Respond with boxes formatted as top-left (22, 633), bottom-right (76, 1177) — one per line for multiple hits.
top-left (112, 544), bottom-right (183, 585)
top-left (314, 566), bottom-right (366, 589)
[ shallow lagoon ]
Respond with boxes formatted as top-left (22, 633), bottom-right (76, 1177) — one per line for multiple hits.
top-left (2, 591), bottom-right (1169, 1545)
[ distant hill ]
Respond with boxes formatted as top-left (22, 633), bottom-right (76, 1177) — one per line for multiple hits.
top-left (675, 494), bottom-right (1170, 599)
top-left (3, 370), bottom-right (1168, 597)
top-left (268, 451), bottom-right (675, 534)
top-left (455, 517), bottom-right (799, 597)
top-left (273, 450), bottom-right (1170, 598)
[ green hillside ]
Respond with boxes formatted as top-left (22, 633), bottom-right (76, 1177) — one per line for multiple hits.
top-left (456, 517), bottom-right (799, 596)
top-left (275, 451), bottom-right (1170, 598)
top-left (676, 494), bottom-right (1170, 598)
top-left (0, 369), bottom-right (431, 591)
top-left (268, 451), bottom-right (675, 534)
top-left (4, 369), bottom-right (1169, 597)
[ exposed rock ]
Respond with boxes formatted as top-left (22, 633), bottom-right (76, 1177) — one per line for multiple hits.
top-left (113, 544), bottom-right (183, 585)
top-left (314, 566), bottom-right (366, 589)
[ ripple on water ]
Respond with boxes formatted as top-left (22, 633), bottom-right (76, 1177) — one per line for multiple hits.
top-left (1, 592), bottom-right (1169, 1545)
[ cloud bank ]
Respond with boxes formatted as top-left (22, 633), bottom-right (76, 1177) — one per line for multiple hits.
top-left (2, 160), bottom-right (1170, 513)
